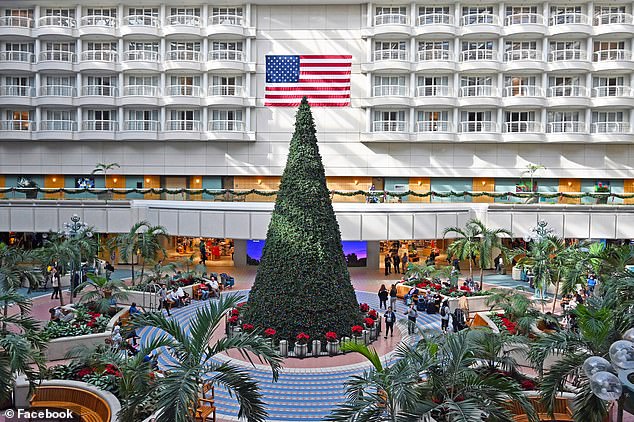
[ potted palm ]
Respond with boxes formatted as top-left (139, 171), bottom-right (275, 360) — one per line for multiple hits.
top-left (325, 331), bottom-right (339, 356)
top-left (294, 332), bottom-right (310, 358)
top-left (595, 182), bottom-right (610, 204)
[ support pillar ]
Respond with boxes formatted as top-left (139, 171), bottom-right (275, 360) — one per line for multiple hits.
top-left (366, 241), bottom-right (380, 270)
top-left (233, 239), bottom-right (247, 267)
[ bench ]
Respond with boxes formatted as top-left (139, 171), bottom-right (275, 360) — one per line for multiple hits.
top-left (30, 386), bottom-right (111, 422)
top-left (506, 396), bottom-right (573, 421)
top-left (194, 382), bottom-right (216, 422)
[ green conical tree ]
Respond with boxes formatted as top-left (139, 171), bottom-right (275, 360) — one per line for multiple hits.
top-left (245, 98), bottom-right (362, 341)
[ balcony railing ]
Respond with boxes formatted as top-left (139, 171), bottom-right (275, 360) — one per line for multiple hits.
top-left (82, 120), bottom-right (118, 131)
top-left (39, 50), bottom-right (75, 63)
top-left (417, 85), bottom-right (452, 96)
top-left (460, 13), bottom-right (499, 25)
top-left (208, 120), bottom-right (245, 131)
top-left (373, 49), bottom-right (407, 61)
top-left (124, 120), bottom-right (160, 131)
top-left (417, 49), bottom-right (452, 61)
top-left (593, 49), bottom-right (632, 61)
top-left (374, 14), bottom-right (408, 25)
top-left (547, 85), bottom-right (587, 97)
top-left (0, 16), bottom-right (33, 28)
top-left (80, 16), bottom-right (117, 27)
top-left (209, 14), bottom-right (244, 26)
top-left (592, 86), bottom-right (631, 97)
top-left (459, 85), bottom-right (496, 96)
top-left (40, 85), bottom-right (75, 96)
top-left (503, 85), bottom-right (543, 97)
top-left (40, 120), bottom-right (76, 131)
top-left (0, 85), bottom-right (35, 96)
top-left (124, 15), bottom-right (160, 27)
top-left (548, 49), bottom-right (585, 61)
top-left (460, 49), bottom-right (496, 61)
top-left (594, 12), bottom-right (633, 25)
top-left (0, 51), bottom-right (35, 63)
top-left (417, 13), bottom-right (453, 25)
top-left (547, 121), bottom-right (586, 133)
top-left (504, 13), bottom-right (544, 25)
top-left (166, 85), bottom-right (202, 96)
top-left (208, 85), bottom-right (244, 96)
top-left (504, 121), bottom-right (541, 132)
top-left (166, 120), bottom-right (202, 131)
top-left (124, 85), bottom-right (160, 96)
top-left (81, 85), bottom-right (118, 96)
top-left (415, 121), bottom-right (451, 132)
top-left (166, 50), bottom-right (202, 62)
top-left (459, 121), bottom-right (497, 132)
top-left (39, 15), bottom-right (76, 28)
top-left (373, 85), bottom-right (407, 96)
top-left (208, 50), bottom-right (244, 61)
top-left (165, 14), bottom-right (201, 27)
top-left (373, 121), bottom-right (406, 132)
top-left (122, 50), bottom-right (160, 62)
top-left (0, 120), bottom-right (33, 131)
top-left (504, 49), bottom-right (542, 61)
top-left (549, 13), bottom-right (590, 25)
top-left (81, 50), bottom-right (118, 62)
top-left (591, 122), bottom-right (630, 133)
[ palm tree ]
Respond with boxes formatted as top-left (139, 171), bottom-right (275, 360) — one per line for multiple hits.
top-left (329, 331), bottom-right (538, 422)
top-left (405, 262), bottom-right (452, 282)
top-left (75, 273), bottom-right (129, 313)
top-left (0, 290), bottom-right (46, 404)
top-left (443, 222), bottom-right (480, 279)
top-left (485, 289), bottom-right (544, 336)
top-left (91, 162), bottom-right (120, 191)
top-left (0, 245), bottom-right (41, 324)
top-left (468, 328), bottom-right (526, 373)
top-left (110, 221), bottom-right (168, 285)
top-left (130, 293), bottom-right (282, 422)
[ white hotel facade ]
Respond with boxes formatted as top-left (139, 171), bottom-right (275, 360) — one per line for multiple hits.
top-left (0, 0), bottom-right (634, 249)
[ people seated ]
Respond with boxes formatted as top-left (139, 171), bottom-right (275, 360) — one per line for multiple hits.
top-left (197, 281), bottom-right (210, 300)
top-left (60, 308), bottom-right (75, 323)
top-left (129, 302), bottom-right (141, 318)
top-left (169, 288), bottom-right (181, 308)
top-left (205, 277), bottom-right (220, 297)
top-left (49, 307), bottom-right (61, 323)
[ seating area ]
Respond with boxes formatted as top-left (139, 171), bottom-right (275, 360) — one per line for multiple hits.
top-left (30, 386), bottom-right (111, 422)
top-left (506, 396), bottom-right (573, 421)
top-left (194, 381), bottom-right (216, 422)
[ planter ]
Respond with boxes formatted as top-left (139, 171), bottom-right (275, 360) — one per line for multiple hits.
top-left (326, 340), bottom-right (340, 356)
top-left (228, 326), bottom-right (241, 338)
top-left (353, 335), bottom-right (364, 344)
top-left (368, 326), bottom-right (377, 340)
top-left (294, 343), bottom-right (308, 358)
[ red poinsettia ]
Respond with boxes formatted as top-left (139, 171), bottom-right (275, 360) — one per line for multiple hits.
top-left (368, 309), bottom-right (378, 320)
top-left (364, 317), bottom-right (375, 327)
top-left (231, 308), bottom-right (240, 316)
top-left (76, 367), bottom-right (94, 378)
top-left (417, 282), bottom-right (428, 289)
top-left (497, 314), bottom-right (518, 334)
top-left (228, 315), bottom-right (239, 324)
top-left (295, 332), bottom-right (310, 344)
top-left (351, 325), bottom-right (364, 335)
top-left (325, 331), bottom-right (338, 342)
top-left (359, 303), bottom-right (370, 312)
top-left (104, 364), bottom-right (122, 377)
top-left (264, 328), bottom-right (276, 337)
top-left (242, 323), bottom-right (254, 332)
top-left (433, 283), bottom-right (442, 290)
top-left (520, 379), bottom-right (537, 390)
top-left (236, 302), bottom-right (246, 308)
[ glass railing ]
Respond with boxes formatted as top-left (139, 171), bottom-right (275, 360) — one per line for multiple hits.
top-left (504, 49), bottom-right (542, 61)
top-left (124, 120), bottom-right (160, 131)
top-left (166, 120), bottom-right (202, 131)
top-left (122, 50), bottom-right (159, 62)
top-left (166, 50), bottom-right (202, 62)
top-left (594, 12), bottom-right (633, 25)
top-left (373, 85), bottom-right (407, 96)
top-left (208, 50), bottom-right (244, 61)
top-left (124, 15), bottom-right (160, 27)
top-left (0, 120), bottom-right (33, 131)
top-left (40, 120), bottom-right (76, 131)
top-left (374, 14), bottom-right (408, 25)
top-left (165, 14), bottom-right (201, 27)
top-left (503, 85), bottom-right (543, 97)
top-left (39, 15), bottom-right (76, 28)
top-left (593, 49), bottom-right (631, 61)
top-left (373, 121), bottom-right (406, 132)
top-left (208, 85), bottom-right (244, 96)
top-left (417, 13), bottom-right (453, 25)
top-left (505, 13), bottom-right (544, 25)
top-left (0, 16), bottom-right (33, 28)
top-left (39, 50), bottom-right (75, 62)
top-left (80, 16), bottom-right (117, 27)
top-left (82, 120), bottom-right (118, 131)
top-left (547, 121), bottom-right (586, 133)
top-left (416, 85), bottom-right (452, 96)
top-left (592, 86), bottom-right (630, 97)
top-left (547, 85), bottom-right (587, 97)
top-left (81, 85), bottom-right (118, 96)
top-left (415, 121), bottom-right (451, 132)
top-left (503, 121), bottom-right (541, 132)
top-left (460, 49), bottom-right (496, 61)
top-left (123, 85), bottom-right (159, 96)
top-left (459, 85), bottom-right (496, 96)
top-left (209, 14), bottom-right (244, 26)
top-left (548, 49), bottom-right (585, 61)
top-left (461, 13), bottom-right (499, 25)
top-left (591, 122), bottom-right (630, 133)
top-left (40, 85), bottom-right (75, 96)
top-left (81, 50), bottom-right (118, 62)
top-left (549, 13), bottom-right (590, 25)
top-left (417, 49), bottom-right (452, 61)
top-left (459, 121), bottom-right (498, 132)
top-left (208, 120), bottom-right (245, 131)
top-left (0, 85), bottom-right (35, 96)
top-left (373, 49), bottom-right (407, 61)
top-left (166, 85), bottom-right (202, 96)
top-left (0, 51), bottom-right (35, 63)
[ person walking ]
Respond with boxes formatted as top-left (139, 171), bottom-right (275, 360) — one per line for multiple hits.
top-left (384, 306), bottom-right (396, 338)
top-left (440, 300), bottom-right (451, 333)
top-left (392, 252), bottom-right (400, 274)
top-left (157, 284), bottom-right (171, 316)
top-left (50, 268), bottom-right (60, 299)
top-left (401, 253), bottom-right (409, 274)
top-left (384, 254), bottom-right (391, 276)
top-left (494, 254), bottom-right (503, 274)
top-left (404, 303), bottom-right (418, 335)
top-left (378, 284), bottom-right (388, 309)
top-left (199, 240), bottom-right (207, 265)
top-left (389, 284), bottom-right (398, 309)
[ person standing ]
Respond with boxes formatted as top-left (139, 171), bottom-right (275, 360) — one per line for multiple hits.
top-left (378, 284), bottom-right (388, 309)
top-left (404, 303), bottom-right (418, 335)
top-left (384, 306), bottom-right (396, 338)
top-left (50, 268), bottom-right (60, 299)
top-left (157, 284), bottom-right (171, 316)
top-left (384, 254), bottom-right (391, 276)
top-left (392, 252), bottom-right (400, 274)
top-left (440, 300), bottom-right (451, 333)
top-left (199, 240), bottom-right (207, 265)
top-left (587, 274), bottom-right (597, 295)
top-left (389, 284), bottom-right (398, 309)
top-left (401, 253), bottom-right (409, 274)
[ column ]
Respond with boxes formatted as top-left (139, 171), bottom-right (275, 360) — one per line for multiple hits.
top-left (245, 38), bottom-right (252, 63)
top-left (202, 4), bottom-right (208, 26)
top-left (367, 36), bottom-right (373, 62)
top-left (410, 2), bottom-right (416, 26)
top-left (202, 72), bottom-right (208, 96)
top-left (202, 108), bottom-right (208, 131)
top-left (245, 107), bottom-right (251, 131)
top-left (33, 5), bottom-right (40, 25)
top-left (76, 73), bottom-right (82, 95)
top-left (34, 39), bottom-right (40, 62)
top-left (367, 2), bottom-right (373, 27)
top-left (35, 107), bottom-right (41, 128)
top-left (366, 107), bottom-right (372, 132)
top-left (498, 36), bottom-right (505, 64)
top-left (245, 3), bottom-right (251, 27)
top-left (499, 2), bottom-right (505, 27)
top-left (629, 96), bottom-right (634, 132)
top-left (245, 72), bottom-right (251, 97)
top-left (497, 108), bottom-right (503, 132)
top-left (118, 107), bottom-right (124, 130)
top-left (160, 38), bottom-right (166, 61)
top-left (453, 72), bottom-right (460, 98)
top-left (586, 36), bottom-right (593, 62)
top-left (160, 4), bottom-right (166, 24)
top-left (585, 108), bottom-right (592, 132)
top-left (233, 239), bottom-right (247, 267)
top-left (202, 38), bottom-right (208, 63)
top-left (409, 72), bottom-right (416, 97)
top-left (118, 38), bottom-right (124, 58)
top-left (409, 107), bottom-right (415, 132)
top-left (410, 37), bottom-right (416, 62)
top-left (366, 241), bottom-right (380, 270)
top-left (585, 72), bottom-right (592, 99)
top-left (368, 71), bottom-right (373, 97)
top-left (118, 73), bottom-right (124, 98)
top-left (454, 37), bottom-right (461, 63)
top-left (76, 4), bottom-right (81, 23)
top-left (160, 107), bottom-right (166, 130)
top-left (543, 2), bottom-right (549, 25)
top-left (588, 2), bottom-right (594, 24)
top-left (455, 3), bottom-right (462, 26)
top-left (77, 107), bottom-right (82, 131)
top-left (453, 107), bottom-right (459, 132)
top-left (76, 39), bottom-right (82, 62)
top-left (160, 73), bottom-right (166, 94)
top-left (541, 108), bottom-right (547, 131)
top-left (34, 73), bottom-right (40, 95)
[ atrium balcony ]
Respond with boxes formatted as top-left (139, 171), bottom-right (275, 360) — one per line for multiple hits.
top-left (413, 121), bottom-right (455, 142)
top-left (591, 86), bottom-right (634, 107)
top-left (207, 120), bottom-right (254, 141)
top-left (120, 85), bottom-right (161, 107)
top-left (458, 50), bottom-right (499, 71)
top-left (79, 120), bottom-right (118, 140)
top-left (78, 85), bottom-right (118, 107)
top-left (37, 51), bottom-right (75, 71)
top-left (547, 49), bottom-right (590, 72)
top-left (164, 50), bottom-right (202, 72)
top-left (362, 49), bottom-right (410, 72)
top-left (36, 15), bottom-right (76, 37)
top-left (458, 85), bottom-right (500, 107)
top-left (121, 120), bottom-right (160, 140)
top-left (0, 85), bottom-right (35, 107)
top-left (0, 16), bottom-right (33, 37)
top-left (0, 120), bottom-right (34, 140)
top-left (0, 51), bottom-right (35, 72)
top-left (206, 14), bottom-right (254, 37)
top-left (459, 13), bottom-right (501, 36)
top-left (164, 14), bottom-right (202, 36)
top-left (592, 12), bottom-right (634, 36)
top-left (457, 121), bottom-right (500, 141)
top-left (416, 49), bottom-right (455, 72)
top-left (36, 120), bottom-right (76, 140)
top-left (164, 120), bottom-right (203, 141)
top-left (548, 13), bottom-right (592, 36)
top-left (78, 16), bottom-right (118, 37)
top-left (503, 13), bottom-right (546, 36)
top-left (205, 85), bottom-right (253, 107)
top-left (121, 15), bottom-right (161, 37)
top-left (592, 49), bottom-right (632, 72)
top-left (546, 85), bottom-right (590, 107)
top-left (206, 50), bottom-right (251, 72)
top-left (413, 85), bottom-right (455, 107)
top-left (120, 50), bottom-right (160, 72)
top-left (502, 85), bottom-right (546, 108)
top-left (164, 85), bottom-right (203, 106)
top-left (502, 49), bottom-right (545, 71)
top-left (79, 50), bottom-right (118, 72)
top-left (371, 13), bottom-right (411, 37)
top-left (415, 13), bottom-right (456, 36)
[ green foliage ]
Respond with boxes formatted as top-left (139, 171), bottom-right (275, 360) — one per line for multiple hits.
top-left (83, 372), bottom-right (119, 393)
top-left (75, 273), bottom-right (129, 313)
top-left (245, 98), bottom-right (362, 340)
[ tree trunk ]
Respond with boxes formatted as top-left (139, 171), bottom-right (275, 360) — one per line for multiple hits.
top-left (479, 267), bottom-right (484, 291)
top-left (130, 261), bottom-right (135, 286)
top-left (2, 301), bottom-right (7, 332)
top-left (551, 272), bottom-right (561, 313)
top-left (468, 258), bottom-right (473, 278)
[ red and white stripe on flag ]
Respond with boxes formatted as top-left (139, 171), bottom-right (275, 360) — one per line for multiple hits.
top-left (264, 54), bottom-right (352, 107)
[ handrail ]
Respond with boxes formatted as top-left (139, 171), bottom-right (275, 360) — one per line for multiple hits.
top-left (503, 121), bottom-right (541, 132)
top-left (122, 50), bottom-right (159, 62)
top-left (594, 12), bottom-right (633, 25)
top-left (40, 85), bottom-right (75, 96)
top-left (546, 121), bottom-right (586, 133)
top-left (124, 15), bottom-right (160, 27)
top-left (460, 49), bottom-right (496, 61)
top-left (415, 121), bottom-right (451, 132)
top-left (547, 85), bottom-right (587, 97)
top-left (503, 85), bottom-right (543, 97)
top-left (208, 85), bottom-right (244, 96)
top-left (374, 13), bottom-right (408, 25)
top-left (0, 16), bottom-right (33, 28)
top-left (123, 85), bottom-right (159, 96)
top-left (459, 121), bottom-right (498, 132)
top-left (38, 15), bottom-right (76, 28)
top-left (208, 120), bottom-right (245, 131)
top-left (373, 49), bottom-right (407, 61)
top-left (166, 50), bottom-right (201, 62)
top-left (505, 13), bottom-right (544, 25)
top-left (0, 120), bottom-right (34, 131)
top-left (461, 13), bottom-right (499, 25)
top-left (0, 51), bottom-right (35, 63)
top-left (418, 49), bottom-right (452, 61)
top-left (166, 120), bottom-right (202, 131)
top-left (209, 14), bottom-right (244, 26)
top-left (373, 121), bottom-right (406, 132)
top-left (80, 16), bottom-right (117, 27)
top-left (548, 49), bottom-right (585, 61)
top-left (82, 120), bottom-right (119, 131)
top-left (81, 85), bottom-right (118, 96)
top-left (166, 85), bottom-right (202, 96)
top-left (591, 122), bottom-right (630, 133)
top-left (124, 120), bottom-right (160, 131)
top-left (549, 13), bottom-right (590, 25)
top-left (39, 50), bottom-right (75, 62)
top-left (504, 49), bottom-right (541, 61)
top-left (166, 14), bottom-right (201, 27)
top-left (459, 85), bottom-right (496, 96)
top-left (373, 85), bottom-right (406, 96)
top-left (417, 85), bottom-right (452, 96)
top-left (591, 86), bottom-right (630, 97)
top-left (40, 120), bottom-right (76, 131)
top-left (417, 13), bottom-right (453, 25)
top-left (208, 50), bottom-right (244, 61)
top-left (593, 49), bottom-right (631, 61)
top-left (0, 85), bottom-right (35, 96)
top-left (81, 50), bottom-right (118, 62)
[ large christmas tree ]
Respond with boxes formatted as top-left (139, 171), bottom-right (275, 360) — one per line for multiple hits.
top-left (244, 98), bottom-right (361, 341)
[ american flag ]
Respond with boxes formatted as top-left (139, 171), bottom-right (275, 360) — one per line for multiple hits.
top-left (265, 54), bottom-right (352, 107)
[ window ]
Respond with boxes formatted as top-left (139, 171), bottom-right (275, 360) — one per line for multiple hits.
top-left (548, 111), bottom-right (582, 132)
top-left (593, 41), bottom-right (626, 61)
top-left (460, 111), bottom-right (493, 132)
top-left (505, 111), bottom-right (536, 132)
top-left (43, 42), bottom-right (74, 61)
top-left (417, 110), bottom-right (449, 131)
top-left (461, 41), bottom-right (495, 60)
top-left (43, 8), bottom-right (75, 27)
top-left (594, 6), bottom-right (627, 24)
top-left (169, 75), bottom-right (200, 95)
top-left (128, 8), bottom-right (158, 17)
top-left (373, 110), bottom-right (406, 132)
top-left (460, 76), bottom-right (494, 96)
top-left (168, 7), bottom-right (201, 26)
top-left (168, 109), bottom-right (200, 130)
top-left (549, 76), bottom-right (583, 96)
top-left (211, 75), bottom-right (243, 95)
top-left (375, 6), bottom-right (407, 25)
top-left (126, 109), bottom-right (159, 130)
top-left (5, 110), bottom-right (31, 130)
top-left (210, 41), bottom-right (243, 60)
top-left (593, 76), bottom-right (626, 96)
top-left (3, 77), bottom-right (33, 96)
top-left (43, 110), bottom-right (75, 130)
top-left (505, 6), bottom-right (538, 24)
top-left (373, 75), bottom-right (406, 96)
top-left (85, 8), bottom-right (116, 26)
top-left (417, 75), bottom-right (450, 96)
top-left (85, 76), bottom-right (116, 96)
top-left (2, 9), bottom-right (33, 27)
top-left (374, 41), bottom-right (407, 61)
top-left (211, 109), bottom-right (244, 131)
top-left (211, 7), bottom-right (243, 25)
top-left (85, 42), bottom-right (117, 61)
top-left (168, 42), bottom-right (201, 61)
top-left (170, 7), bottom-right (200, 16)
top-left (86, 109), bottom-right (116, 130)
top-left (4, 42), bottom-right (34, 62)
top-left (418, 7), bottom-right (451, 24)
top-left (592, 111), bottom-right (627, 133)
top-left (418, 41), bottom-right (450, 60)
top-left (549, 41), bottom-right (582, 60)
top-left (126, 8), bottom-right (159, 26)
top-left (127, 42), bottom-right (158, 52)
top-left (45, 8), bottom-right (75, 18)
top-left (42, 75), bottom-right (74, 96)
top-left (550, 6), bottom-right (583, 24)
top-left (504, 76), bottom-right (538, 96)
top-left (462, 6), bottom-right (494, 24)
top-left (504, 41), bottom-right (539, 60)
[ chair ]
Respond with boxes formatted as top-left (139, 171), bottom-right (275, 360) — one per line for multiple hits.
top-left (195, 382), bottom-right (216, 422)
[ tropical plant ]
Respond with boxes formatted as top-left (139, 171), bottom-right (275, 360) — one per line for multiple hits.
top-left (130, 293), bottom-right (282, 422)
top-left (75, 273), bottom-right (129, 313)
top-left (173, 254), bottom-right (206, 280)
top-left (521, 163), bottom-right (545, 203)
top-left (485, 289), bottom-right (544, 336)
top-left (405, 262), bottom-right (452, 283)
top-left (244, 98), bottom-right (362, 340)
top-left (91, 162), bottom-right (120, 189)
top-left (0, 244), bottom-right (41, 322)
top-left (468, 328), bottom-right (526, 373)
top-left (329, 331), bottom-right (538, 422)
top-left (0, 290), bottom-right (46, 403)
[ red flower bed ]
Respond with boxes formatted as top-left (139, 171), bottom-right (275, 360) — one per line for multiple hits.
top-left (359, 303), bottom-right (370, 312)
top-left (351, 325), bottom-right (363, 335)
top-left (242, 323), bottom-right (254, 332)
top-left (367, 309), bottom-right (378, 320)
top-left (231, 309), bottom-right (240, 316)
top-left (520, 379), bottom-right (537, 390)
top-left (296, 332), bottom-right (310, 344)
top-left (228, 315), bottom-right (239, 324)
top-left (325, 331), bottom-right (338, 342)
top-left (76, 368), bottom-right (94, 378)
top-left (104, 364), bottom-right (122, 377)
top-left (497, 314), bottom-right (518, 334)
top-left (364, 317), bottom-right (375, 327)
top-left (264, 328), bottom-right (276, 337)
